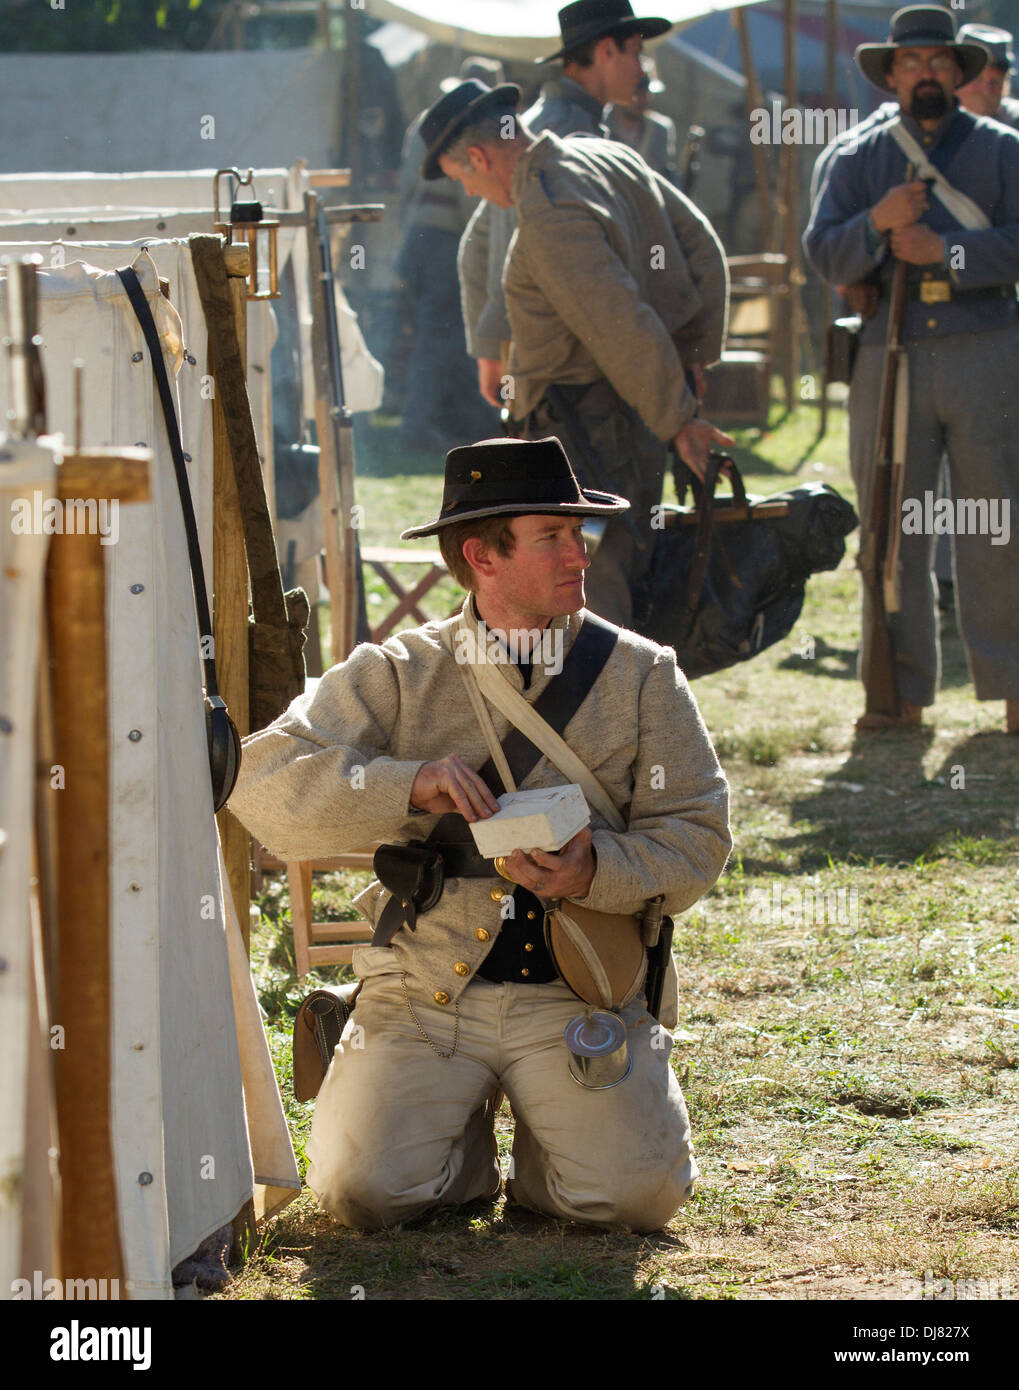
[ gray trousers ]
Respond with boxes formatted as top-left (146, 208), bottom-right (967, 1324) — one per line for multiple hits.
top-left (306, 972), bottom-right (697, 1233)
top-left (849, 326), bottom-right (1019, 704)
top-left (523, 380), bottom-right (667, 627)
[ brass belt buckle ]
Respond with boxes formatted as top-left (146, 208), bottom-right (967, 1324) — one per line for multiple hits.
top-left (493, 856), bottom-right (516, 882)
top-left (920, 280), bottom-right (951, 304)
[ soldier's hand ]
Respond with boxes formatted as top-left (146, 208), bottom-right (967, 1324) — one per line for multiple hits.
top-left (504, 827), bottom-right (596, 901)
top-left (889, 224), bottom-right (946, 265)
top-left (410, 756), bottom-right (500, 820)
top-left (674, 417), bottom-right (735, 481)
top-left (871, 180), bottom-right (928, 233)
top-left (477, 357), bottom-right (503, 408)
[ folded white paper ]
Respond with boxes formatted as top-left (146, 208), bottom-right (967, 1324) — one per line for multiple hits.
top-left (469, 785), bottom-right (590, 858)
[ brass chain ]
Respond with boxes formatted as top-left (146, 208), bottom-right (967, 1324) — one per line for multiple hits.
top-left (401, 973), bottom-right (460, 1060)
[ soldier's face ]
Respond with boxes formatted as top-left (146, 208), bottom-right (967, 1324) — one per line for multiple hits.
top-left (439, 147), bottom-right (513, 208)
top-left (957, 64), bottom-right (1007, 117)
top-left (602, 34), bottom-right (646, 106)
top-left (480, 515), bottom-right (590, 619)
top-left (886, 46), bottom-right (962, 119)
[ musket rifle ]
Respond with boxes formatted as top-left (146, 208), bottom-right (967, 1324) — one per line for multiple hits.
top-left (858, 163), bottom-right (915, 719)
top-left (303, 193), bottom-right (382, 663)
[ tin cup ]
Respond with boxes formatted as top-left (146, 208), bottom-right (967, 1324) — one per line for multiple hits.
top-left (564, 1009), bottom-right (632, 1090)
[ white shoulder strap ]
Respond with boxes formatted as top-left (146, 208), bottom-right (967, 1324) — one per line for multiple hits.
top-left (887, 119), bottom-right (991, 230)
top-left (443, 620), bottom-right (626, 833)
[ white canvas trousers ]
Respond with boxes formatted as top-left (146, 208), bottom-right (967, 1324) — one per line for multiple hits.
top-left (306, 971), bottom-right (698, 1233)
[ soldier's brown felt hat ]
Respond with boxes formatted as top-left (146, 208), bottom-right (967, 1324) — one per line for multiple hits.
top-left (420, 79), bottom-right (521, 181)
top-left (400, 437), bottom-right (629, 539)
top-left (855, 5), bottom-right (988, 91)
top-left (539, 0), bottom-right (671, 64)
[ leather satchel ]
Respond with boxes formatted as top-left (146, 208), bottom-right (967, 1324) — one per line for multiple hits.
top-left (293, 982), bottom-right (362, 1102)
top-left (543, 899), bottom-right (647, 1011)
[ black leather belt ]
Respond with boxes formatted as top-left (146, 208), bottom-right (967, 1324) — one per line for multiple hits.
top-left (905, 281), bottom-right (1015, 304)
top-left (372, 840), bottom-right (497, 946)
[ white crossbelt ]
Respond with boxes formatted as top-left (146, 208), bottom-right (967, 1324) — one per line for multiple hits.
top-left (888, 120), bottom-right (991, 230)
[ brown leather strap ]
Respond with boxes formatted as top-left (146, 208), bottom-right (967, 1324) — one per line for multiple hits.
top-left (188, 235), bottom-right (288, 631)
top-left (676, 453), bottom-right (743, 643)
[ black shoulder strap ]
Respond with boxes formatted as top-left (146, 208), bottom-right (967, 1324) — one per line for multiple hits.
top-left (117, 265), bottom-right (221, 700)
top-left (424, 611), bottom-right (619, 846)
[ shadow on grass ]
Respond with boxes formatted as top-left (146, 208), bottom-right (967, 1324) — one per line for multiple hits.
top-left (255, 1187), bottom-right (696, 1300)
top-left (785, 726), bottom-right (1019, 867)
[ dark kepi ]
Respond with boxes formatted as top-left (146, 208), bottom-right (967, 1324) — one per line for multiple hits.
top-left (957, 23), bottom-right (1015, 74)
top-left (419, 78), bottom-right (521, 181)
top-left (539, 0), bottom-right (671, 64)
top-left (400, 436), bottom-right (629, 539)
top-left (856, 5), bottom-right (988, 90)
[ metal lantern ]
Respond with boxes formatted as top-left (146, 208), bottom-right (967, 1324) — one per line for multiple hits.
top-left (213, 167), bottom-right (280, 300)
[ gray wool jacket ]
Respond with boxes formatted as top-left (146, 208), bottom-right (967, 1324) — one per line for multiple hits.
top-left (503, 131), bottom-right (729, 440)
top-left (228, 600), bottom-right (732, 1011)
top-left (458, 76), bottom-right (608, 359)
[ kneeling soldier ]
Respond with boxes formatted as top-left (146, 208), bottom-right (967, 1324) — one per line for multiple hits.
top-left (229, 437), bottom-right (731, 1231)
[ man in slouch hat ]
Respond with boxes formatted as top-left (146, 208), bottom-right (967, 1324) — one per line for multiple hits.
top-left (803, 5), bottom-right (1019, 734)
top-left (424, 73), bottom-right (732, 626)
top-left (459, 1), bottom-right (673, 415)
top-left (956, 24), bottom-right (1019, 131)
top-left (228, 436), bottom-right (731, 1232)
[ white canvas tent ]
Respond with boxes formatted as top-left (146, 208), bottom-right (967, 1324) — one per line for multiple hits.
top-left (0, 246), bottom-right (301, 1302)
top-left (364, 0), bottom-right (765, 59)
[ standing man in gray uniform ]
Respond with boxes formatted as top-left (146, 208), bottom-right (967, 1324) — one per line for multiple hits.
top-left (459, 0), bottom-right (672, 412)
top-left (957, 24), bottom-right (1019, 131)
top-left (804, 6), bottom-right (1019, 735)
top-left (396, 58), bottom-right (503, 452)
top-left (425, 79), bottom-right (731, 626)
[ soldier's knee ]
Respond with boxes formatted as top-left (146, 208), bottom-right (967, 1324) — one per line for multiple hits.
top-left (307, 1165), bottom-right (431, 1232)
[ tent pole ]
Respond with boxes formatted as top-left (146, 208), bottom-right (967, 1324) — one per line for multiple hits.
top-left (734, 8), bottom-right (775, 253)
top-left (781, 0), bottom-right (803, 410)
top-left (47, 452), bottom-right (150, 1300)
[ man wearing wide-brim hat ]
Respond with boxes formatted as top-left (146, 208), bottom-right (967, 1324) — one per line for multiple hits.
top-left (458, 2), bottom-right (673, 420)
top-left (422, 66), bottom-right (731, 627)
top-left (956, 24), bottom-right (1019, 131)
top-left (804, 5), bottom-right (1019, 736)
top-left (228, 436), bottom-right (731, 1232)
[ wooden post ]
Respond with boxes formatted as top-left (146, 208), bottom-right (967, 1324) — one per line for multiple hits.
top-left (781, 0), bottom-right (803, 411)
top-left (46, 451), bottom-right (150, 1300)
top-left (304, 191), bottom-right (356, 665)
top-left (735, 7), bottom-right (775, 253)
top-left (214, 242), bottom-right (252, 950)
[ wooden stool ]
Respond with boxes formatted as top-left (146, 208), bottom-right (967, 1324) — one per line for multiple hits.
top-left (361, 545), bottom-right (457, 641)
top-left (257, 848), bottom-right (377, 978)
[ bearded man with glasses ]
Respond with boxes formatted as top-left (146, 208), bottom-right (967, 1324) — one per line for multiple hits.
top-left (804, 6), bottom-right (1019, 736)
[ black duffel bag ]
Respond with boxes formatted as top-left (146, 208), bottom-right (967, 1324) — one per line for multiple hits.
top-left (633, 454), bottom-right (858, 678)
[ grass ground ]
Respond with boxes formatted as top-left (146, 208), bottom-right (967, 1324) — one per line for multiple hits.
top-left (216, 395), bottom-right (1018, 1301)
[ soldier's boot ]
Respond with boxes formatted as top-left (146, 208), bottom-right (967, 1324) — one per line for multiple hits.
top-left (855, 701), bottom-right (924, 731)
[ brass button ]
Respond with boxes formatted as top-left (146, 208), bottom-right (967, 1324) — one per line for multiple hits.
top-left (490, 885), bottom-right (506, 901)
top-left (927, 317), bottom-right (937, 328)
top-left (524, 942), bottom-right (534, 952)
top-left (520, 967), bottom-right (530, 977)
top-left (922, 271), bottom-right (932, 281)
top-left (454, 961), bottom-right (469, 977)
top-left (475, 928), bottom-right (490, 942)
top-left (433, 991), bottom-right (450, 1006)
top-left (526, 910), bottom-right (536, 920)
top-left (401, 898), bottom-right (408, 907)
